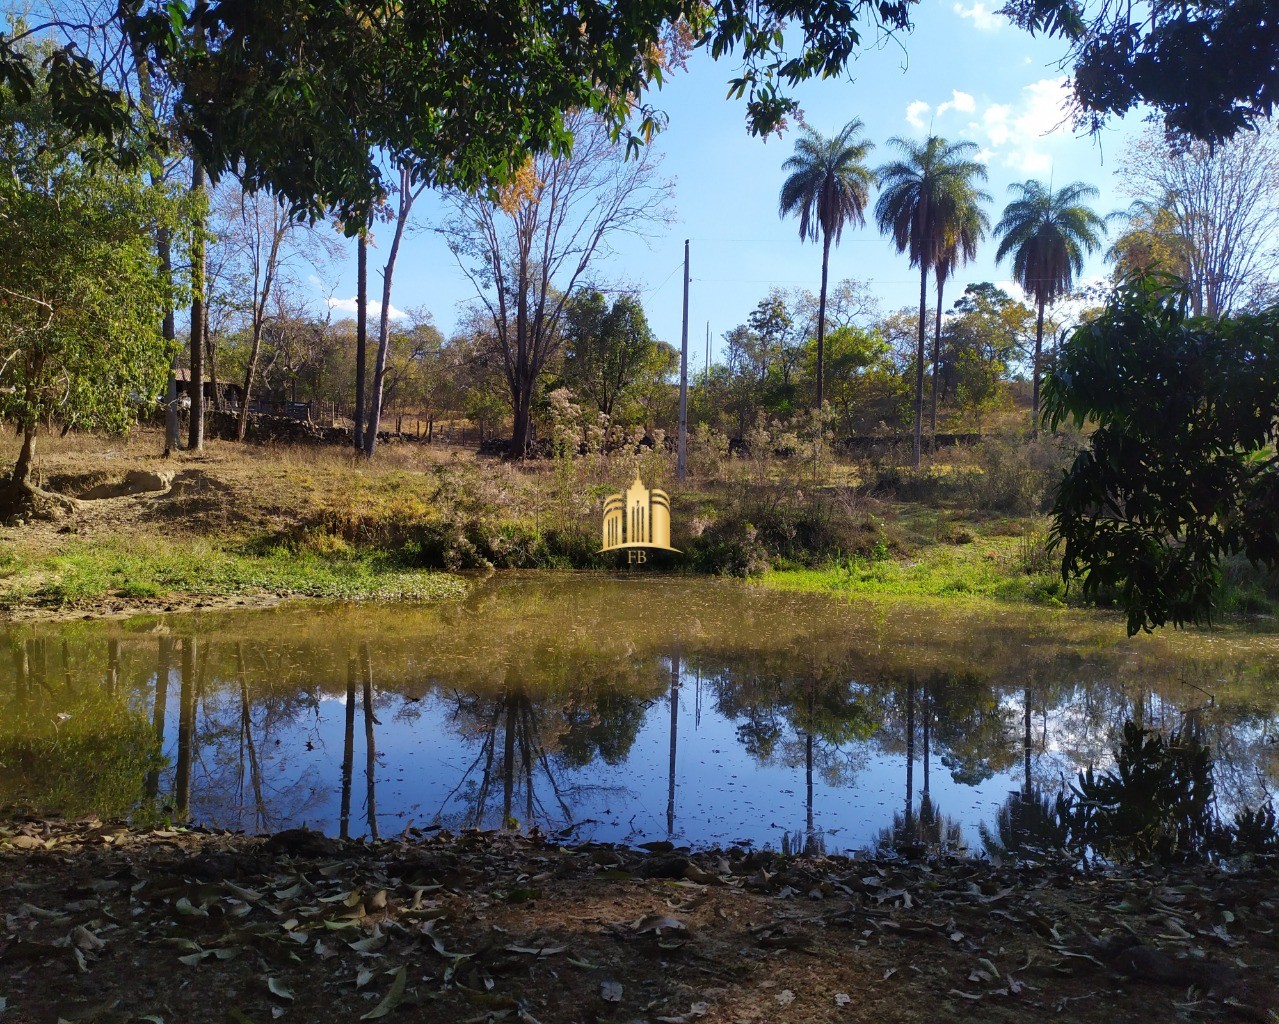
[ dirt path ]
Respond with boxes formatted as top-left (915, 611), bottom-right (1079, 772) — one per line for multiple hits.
top-left (1, 818), bottom-right (1275, 1024)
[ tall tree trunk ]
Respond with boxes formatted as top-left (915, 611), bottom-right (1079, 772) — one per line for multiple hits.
top-left (11, 421), bottom-right (35, 488)
top-left (502, 695), bottom-right (517, 827)
top-left (922, 680), bottom-right (931, 798)
top-left (667, 651), bottom-right (680, 837)
top-left (188, 156), bottom-right (207, 451)
top-left (354, 231), bottom-right (368, 450)
top-left (340, 656), bottom-right (357, 839)
top-left (1024, 685), bottom-right (1033, 793)
top-left (205, 319), bottom-right (219, 412)
top-left (164, 356), bottom-right (180, 455)
top-left (912, 264), bottom-right (928, 469)
top-left (364, 171), bottom-right (414, 457)
top-left (1032, 296), bottom-right (1046, 440)
top-left (159, 230), bottom-right (180, 455)
top-left (237, 321), bottom-right (266, 442)
top-left (176, 637), bottom-right (196, 818)
top-left (930, 276), bottom-right (945, 447)
top-left (131, 42), bottom-right (179, 456)
top-left (905, 677), bottom-right (916, 826)
top-left (815, 232), bottom-right (831, 410)
top-left (145, 637), bottom-right (171, 801)
top-left (361, 643), bottom-right (378, 839)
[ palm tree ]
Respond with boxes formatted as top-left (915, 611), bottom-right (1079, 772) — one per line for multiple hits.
top-left (930, 187), bottom-right (990, 441)
top-left (875, 136), bottom-right (987, 467)
top-left (993, 180), bottom-right (1104, 436)
top-left (779, 120), bottom-right (875, 409)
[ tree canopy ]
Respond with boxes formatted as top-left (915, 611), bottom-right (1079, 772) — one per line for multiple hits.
top-left (0, 57), bottom-right (179, 491)
top-left (1002, 0), bottom-right (1279, 143)
top-left (1044, 274), bottom-right (1279, 634)
top-left (1, 0), bottom-right (916, 224)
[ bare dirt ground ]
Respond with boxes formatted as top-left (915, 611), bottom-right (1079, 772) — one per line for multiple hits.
top-left (2, 428), bottom-right (461, 541)
top-left (1, 817), bottom-right (1276, 1024)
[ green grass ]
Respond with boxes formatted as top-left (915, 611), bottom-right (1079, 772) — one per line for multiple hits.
top-left (0, 535), bottom-right (467, 609)
top-left (761, 523), bottom-right (1066, 606)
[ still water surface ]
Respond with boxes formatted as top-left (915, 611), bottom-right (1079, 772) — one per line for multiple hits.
top-left (2, 575), bottom-right (1277, 854)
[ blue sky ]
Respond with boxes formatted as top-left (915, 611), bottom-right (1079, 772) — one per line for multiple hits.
top-left (318, 0), bottom-right (1142, 365)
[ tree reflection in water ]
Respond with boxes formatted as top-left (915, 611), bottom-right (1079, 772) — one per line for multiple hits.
top-left (432, 680), bottom-right (650, 833)
top-left (2, 578), bottom-right (1277, 850)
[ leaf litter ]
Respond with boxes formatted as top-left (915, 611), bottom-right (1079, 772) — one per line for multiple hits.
top-left (0, 815), bottom-right (1276, 1023)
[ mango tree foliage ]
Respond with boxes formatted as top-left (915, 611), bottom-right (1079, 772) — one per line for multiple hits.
top-left (0, 81), bottom-right (178, 488)
top-left (561, 290), bottom-right (660, 420)
top-left (118, 0), bottom-right (917, 226)
top-left (1044, 274), bottom-right (1279, 634)
top-left (1003, 0), bottom-right (1279, 143)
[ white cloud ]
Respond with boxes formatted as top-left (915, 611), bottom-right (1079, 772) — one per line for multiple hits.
top-left (954, 1), bottom-right (1004, 31)
top-left (905, 100), bottom-right (931, 130)
top-left (959, 78), bottom-right (1074, 174)
top-left (327, 296), bottom-right (409, 321)
top-left (1012, 149), bottom-right (1053, 174)
top-left (937, 90), bottom-right (976, 118)
top-left (979, 103), bottom-right (1013, 146)
top-left (1014, 77), bottom-right (1073, 139)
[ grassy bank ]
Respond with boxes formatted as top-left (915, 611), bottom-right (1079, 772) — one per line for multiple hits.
top-left (0, 535), bottom-right (465, 614)
top-left (0, 427), bottom-right (1275, 621)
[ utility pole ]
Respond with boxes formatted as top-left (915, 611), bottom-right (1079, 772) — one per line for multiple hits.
top-left (677, 239), bottom-right (689, 482)
top-left (705, 321), bottom-right (710, 380)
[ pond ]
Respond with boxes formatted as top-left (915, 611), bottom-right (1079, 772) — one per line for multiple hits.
top-left (2, 574), bottom-right (1277, 856)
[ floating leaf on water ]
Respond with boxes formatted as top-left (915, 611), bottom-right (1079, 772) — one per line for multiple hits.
top-left (600, 980), bottom-right (623, 1003)
top-left (359, 965), bottom-right (407, 1020)
top-left (266, 978), bottom-right (294, 1002)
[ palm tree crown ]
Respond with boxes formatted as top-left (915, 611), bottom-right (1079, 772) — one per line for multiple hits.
top-left (779, 120), bottom-right (874, 409)
top-left (994, 179), bottom-right (1105, 434)
top-left (994, 180), bottom-right (1105, 306)
top-left (779, 119), bottom-right (875, 246)
top-left (874, 135), bottom-right (987, 466)
top-left (874, 136), bottom-right (987, 272)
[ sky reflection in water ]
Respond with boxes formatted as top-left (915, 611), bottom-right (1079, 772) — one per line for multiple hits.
top-left (2, 574), bottom-right (1277, 854)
